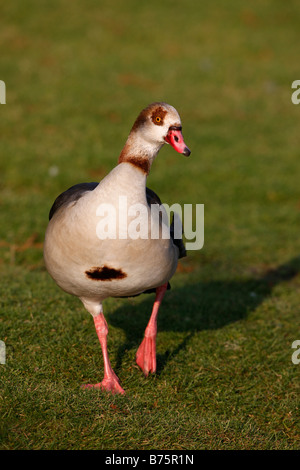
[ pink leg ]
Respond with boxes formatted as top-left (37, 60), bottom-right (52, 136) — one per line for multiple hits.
top-left (82, 313), bottom-right (125, 394)
top-left (136, 283), bottom-right (168, 376)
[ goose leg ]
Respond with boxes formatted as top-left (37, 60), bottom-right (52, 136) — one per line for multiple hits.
top-left (83, 312), bottom-right (125, 394)
top-left (136, 282), bottom-right (168, 376)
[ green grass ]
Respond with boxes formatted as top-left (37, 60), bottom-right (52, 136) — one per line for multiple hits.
top-left (1, 0), bottom-right (300, 450)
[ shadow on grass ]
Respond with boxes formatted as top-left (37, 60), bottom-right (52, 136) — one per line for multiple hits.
top-left (107, 256), bottom-right (300, 375)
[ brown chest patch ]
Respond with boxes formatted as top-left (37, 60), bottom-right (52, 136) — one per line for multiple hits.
top-left (126, 156), bottom-right (150, 174)
top-left (118, 152), bottom-right (150, 175)
top-left (85, 266), bottom-right (127, 281)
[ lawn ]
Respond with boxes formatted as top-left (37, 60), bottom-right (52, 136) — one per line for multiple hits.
top-left (1, 0), bottom-right (300, 450)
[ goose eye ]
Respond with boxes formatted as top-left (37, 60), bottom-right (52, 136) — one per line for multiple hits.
top-left (151, 106), bottom-right (167, 125)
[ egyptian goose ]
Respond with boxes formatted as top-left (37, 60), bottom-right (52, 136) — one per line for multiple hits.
top-left (44, 102), bottom-right (191, 394)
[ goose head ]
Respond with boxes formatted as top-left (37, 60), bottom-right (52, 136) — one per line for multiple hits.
top-left (119, 103), bottom-right (191, 173)
top-left (131, 102), bottom-right (191, 157)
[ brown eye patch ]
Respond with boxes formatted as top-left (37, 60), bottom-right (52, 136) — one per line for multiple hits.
top-left (151, 107), bottom-right (167, 126)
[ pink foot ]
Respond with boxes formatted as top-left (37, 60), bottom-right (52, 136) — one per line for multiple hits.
top-left (136, 335), bottom-right (156, 376)
top-left (82, 373), bottom-right (125, 395)
top-left (136, 283), bottom-right (168, 377)
top-left (83, 312), bottom-right (125, 394)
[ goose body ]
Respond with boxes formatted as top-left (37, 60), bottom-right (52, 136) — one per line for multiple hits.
top-left (44, 164), bottom-right (177, 300)
top-left (44, 102), bottom-right (191, 394)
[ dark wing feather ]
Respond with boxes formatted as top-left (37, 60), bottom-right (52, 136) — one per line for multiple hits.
top-left (49, 182), bottom-right (99, 220)
top-left (146, 187), bottom-right (162, 206)
top-left (136, 186), bottom-right (186, 296)
top-left (146, 187), bottom-right (186, 259)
